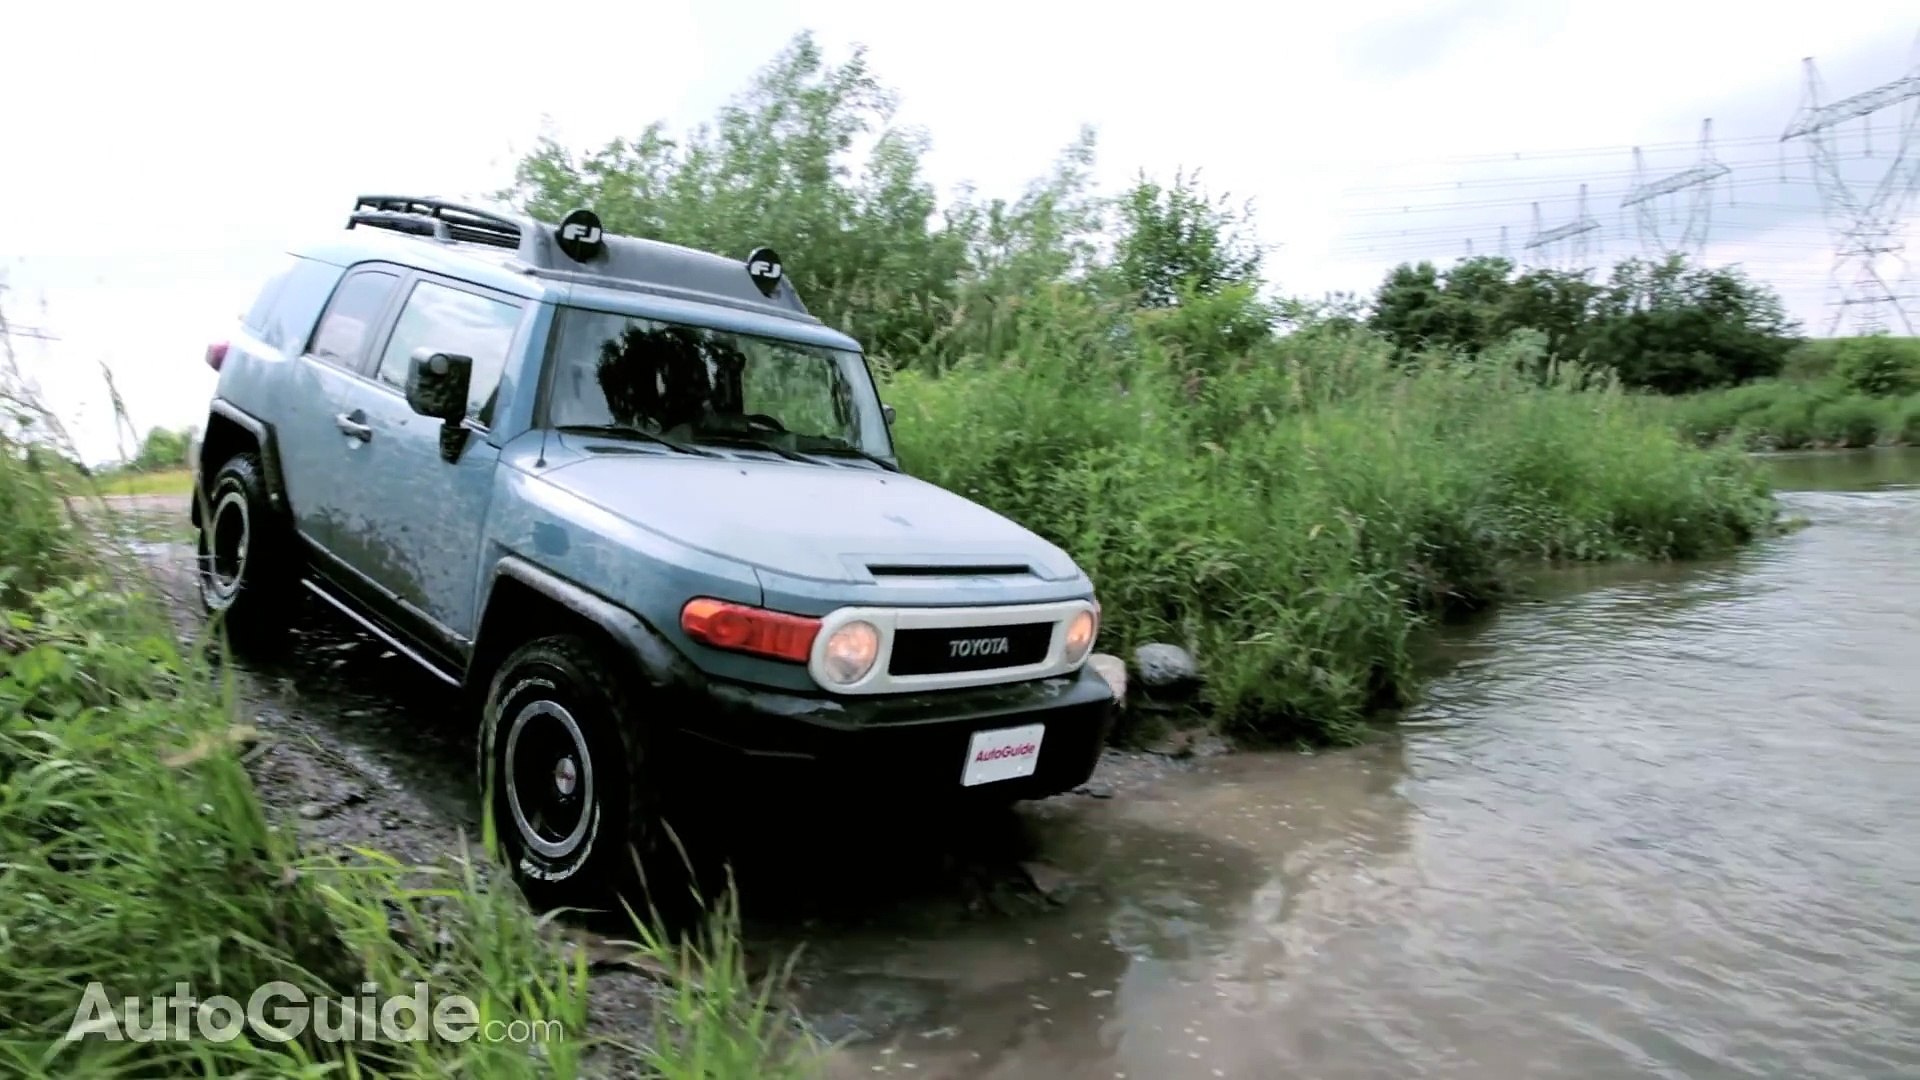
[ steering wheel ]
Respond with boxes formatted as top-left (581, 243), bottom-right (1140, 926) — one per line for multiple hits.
top-left (741, 413), bottom-right (786, 433)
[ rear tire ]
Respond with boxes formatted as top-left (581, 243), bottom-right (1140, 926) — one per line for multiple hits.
top-left (196, 453), bottom-right (293, 653)
top-left (480, 635), bottom-right (701, 917)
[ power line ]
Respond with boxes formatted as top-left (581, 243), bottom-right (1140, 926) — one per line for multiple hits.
top-left (1334, 206), bottom-right (1844, 244)
top-left (1341, 177), bottom-right (1814, 217)
top-left (1326, 235), bottom-right (1851, 261)
top-left (1325, 130), bottom-right (1798, 173)
top-left (1331, 233), bottom-right (1849, 253)
top-left (1339, 148), bottom-right (1891, 198)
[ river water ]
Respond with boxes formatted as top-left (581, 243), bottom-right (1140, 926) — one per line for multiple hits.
top-left (801, 448), bottom-right (1920, 1080)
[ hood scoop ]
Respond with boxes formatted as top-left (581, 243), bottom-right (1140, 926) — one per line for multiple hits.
top-left (866, 561), bottom-right (1034, 578)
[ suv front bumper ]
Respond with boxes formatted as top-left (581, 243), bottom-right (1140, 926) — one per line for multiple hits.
top-left (670, 664), bottom-right (1118, 801)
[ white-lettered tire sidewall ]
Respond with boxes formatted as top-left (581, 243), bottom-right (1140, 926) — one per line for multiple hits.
top-left (481, 639), bottom-right (636, 904)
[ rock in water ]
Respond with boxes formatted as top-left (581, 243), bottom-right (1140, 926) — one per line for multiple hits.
top-left (1086, 652), bottom-right (1128, 706)
top-left (1133, 643), bottom-right (1199, 691)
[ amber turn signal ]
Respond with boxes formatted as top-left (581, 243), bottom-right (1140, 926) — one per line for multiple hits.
top-left (680, 597), bottom-right (821, 663)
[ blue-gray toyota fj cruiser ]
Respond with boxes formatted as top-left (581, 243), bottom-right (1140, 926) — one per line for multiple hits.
top-left (192, 195), bottom-right (1114, 902)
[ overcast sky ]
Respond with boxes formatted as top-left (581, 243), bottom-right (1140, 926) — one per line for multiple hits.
top-left (3, 0), bottom-right (1915, 464)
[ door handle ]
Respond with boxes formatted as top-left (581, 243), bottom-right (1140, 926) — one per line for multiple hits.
top-left (334, 410), bottom-right (372, 441)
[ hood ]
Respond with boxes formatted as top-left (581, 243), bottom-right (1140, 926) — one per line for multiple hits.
top-left (536, 452), bottom-right (1082, 585)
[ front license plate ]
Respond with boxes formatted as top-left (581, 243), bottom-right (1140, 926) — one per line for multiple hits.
top-left (961, 723), bottom-right (1045, 787)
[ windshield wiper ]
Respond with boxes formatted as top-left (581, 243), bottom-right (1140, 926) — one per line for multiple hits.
top-left (685, 429), bottom-right (818, 465)
top-left (693, 428), bottom-right (900, 472)
top-left (556, 424), bottom-right (719, 458)
top-left (794, 436), bottom-right (900, 472)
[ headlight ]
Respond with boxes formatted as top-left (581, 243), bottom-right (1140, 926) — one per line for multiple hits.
top-left (1064, 607), bottom-right (1098, 663)
top-left (821, 620), bottom-right (880, 684)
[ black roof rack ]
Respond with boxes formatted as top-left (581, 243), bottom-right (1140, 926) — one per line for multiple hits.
top-left (342, 194), bottom-right (817, 323)
top-left (348, 195), bottom-right (523, 250)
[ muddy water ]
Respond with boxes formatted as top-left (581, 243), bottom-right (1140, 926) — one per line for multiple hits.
top-left (802, 448), bottom-right (1920, 1080)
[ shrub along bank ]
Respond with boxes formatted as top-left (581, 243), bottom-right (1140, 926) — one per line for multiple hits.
top-left (1663, 379), bottom-right (1920, 450)
top-left (886, 309), bottom-right (1777, 743)
top-left (1662, 335), bottom-right (1920, 450)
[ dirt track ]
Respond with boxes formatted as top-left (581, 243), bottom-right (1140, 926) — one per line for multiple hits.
top-left (93, 491), bottom-right (193, 515)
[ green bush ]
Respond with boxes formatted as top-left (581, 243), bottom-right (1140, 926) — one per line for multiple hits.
top-left (1895, 397), bottom-right (1920, 445)
top-left (1664, 378), bottom-right (1920, 449)
top-left (890, 319), bottom-right (1776, 743)
top-left (1759, 393), bottom-right (1820, 448)
top-left (1831, 333), bottom-right (1920, 397)
top-left (1812, 395), bottom-right (1886, 448)
top-left (1782, 339), bottom-right (1839, 381)
top-left (1662, 380), bottom-right (1791, 446)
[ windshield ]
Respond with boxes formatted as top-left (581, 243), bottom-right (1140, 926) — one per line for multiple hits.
top-left (545, 307), bottom-right (891, 459)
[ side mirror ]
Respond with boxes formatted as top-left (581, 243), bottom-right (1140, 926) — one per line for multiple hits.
top-left (881, 403), bottom-right (896, 426)
top-left (405, 348), bottom-right (472, 422)
top-left (406, 349), bottom-right (473, 462)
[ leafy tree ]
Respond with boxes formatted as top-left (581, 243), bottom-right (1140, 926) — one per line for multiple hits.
top-left (1502, 268), bottom-right (1600, 363)
top-left (506, 31), bottom-right (1299, 379)
top-left (921, 126), bottom-right (1110, 366)
top-left (1108, 169), bottom-right (1262, 308)
top-left (503, 32), bottom-right (969, 364)
top-left (1368, 260), bottom-right (1450, 353)
top-left (1368, 253), bottom-right (1797, 392)
top-left (131, 426), bottom-right (189, 472)
top-left (1369, 256), bottom-right (1547, 360)
top-left (504, 33), bottom-right (1123, 370)
top-left (1584, 257), bottom-right (1797, 393)
top-left (1434, 255), bottom-right (1520, 349)
top-left (1278, 290), bottom-right (1367, 335)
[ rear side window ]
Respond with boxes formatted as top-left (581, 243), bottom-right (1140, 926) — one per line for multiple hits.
top-left (242, 262), bottom-right (292, 333)
top-left (308, 270), bottom-right (400, 368)
top-left (374, 280), bottom-right (522, 425)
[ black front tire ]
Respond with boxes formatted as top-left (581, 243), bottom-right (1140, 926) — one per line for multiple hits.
top-left (480, 635), bottom-right (698, 915)
top-left (196, 453), bottom-right (294, 653)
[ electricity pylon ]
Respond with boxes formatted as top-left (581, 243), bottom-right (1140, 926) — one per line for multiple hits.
top-left (1781, 40), bottom-right (1920, 334)
top-left (0, 280), bottom-right (58, 344)
top-left (1524, 184), bottom-right (1599, 270)
top-left (1623, 118), bottom-right (1731, 258)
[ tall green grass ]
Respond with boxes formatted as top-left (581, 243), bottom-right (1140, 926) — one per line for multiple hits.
top-left (0, 353), bottom-right (813, 1075)
top-left (1661, 379), bottom-right (1920, 450)
top-left (887, 305), bottom-right (1776, 742)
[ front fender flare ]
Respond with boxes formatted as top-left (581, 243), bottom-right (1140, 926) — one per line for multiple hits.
top-left (480, 555), bottom-right (700, 697)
